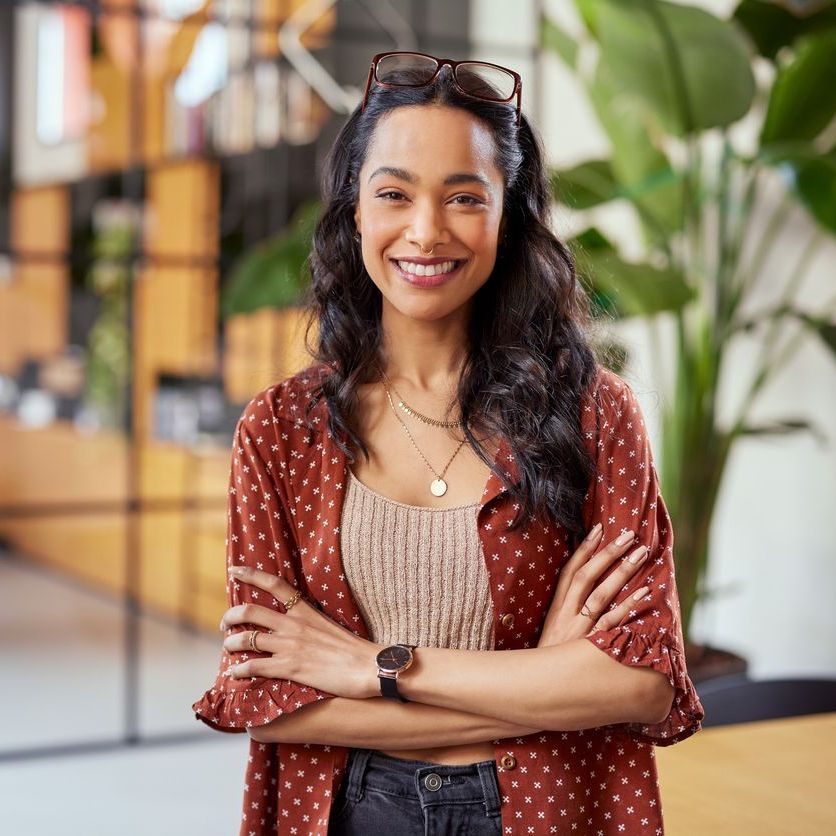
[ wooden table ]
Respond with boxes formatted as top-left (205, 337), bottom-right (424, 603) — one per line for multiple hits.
top-left (656, 711), bottom-right (836, 834)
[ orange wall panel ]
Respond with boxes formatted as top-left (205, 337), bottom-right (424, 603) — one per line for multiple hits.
top-left (4, 263), bottom-right (69, 364)
top-left (88, 54), bottom-right (132, 172)
top-left (11, 186), bottom-right (69, 255)
top-left (144, 160), bottom-right (219, 258)
top-left (222, 305), bottom-right (315, 402)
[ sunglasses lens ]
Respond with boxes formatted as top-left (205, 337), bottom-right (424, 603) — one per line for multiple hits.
top-left (376, 53), bottom-right (439, 86)
top-left (455, 63), bottom-right (517, 101)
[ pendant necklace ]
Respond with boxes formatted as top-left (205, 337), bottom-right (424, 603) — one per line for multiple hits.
top-left (381, 379), bottom-right (467, 497)
top-left (379, 367), bottom-right (465, 429)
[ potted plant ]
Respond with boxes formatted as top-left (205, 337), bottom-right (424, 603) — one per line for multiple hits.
top-left (219, 199), bottom-right (320, 398)
top-left (543, 0), bottom-right (836, 678)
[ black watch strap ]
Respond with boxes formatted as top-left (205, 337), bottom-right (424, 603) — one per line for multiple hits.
top-left (379, 674), bottom-right (408, 703)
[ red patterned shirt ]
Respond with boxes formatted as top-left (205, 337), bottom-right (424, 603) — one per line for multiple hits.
top-left (192, 363), bottom-right (704, 835)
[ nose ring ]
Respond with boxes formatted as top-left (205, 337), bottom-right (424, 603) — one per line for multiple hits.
top-left (419, 244), bottom-right (435, 255)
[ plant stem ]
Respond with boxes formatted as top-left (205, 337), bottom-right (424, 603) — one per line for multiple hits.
top-left (715, 136), bottom-right (734, 345)
top-left (723, 161), bottom-right (761, 324)
top-left (629, 196), bottom-right (676, 264)
top-left (689, 137), bottom-right (704, 285)
top-left (729, 227), bottom-right (826, 437)
top-left (648, 314), bottom-right (666, 403)
top-left (731, 187), bottom-right (794, 314)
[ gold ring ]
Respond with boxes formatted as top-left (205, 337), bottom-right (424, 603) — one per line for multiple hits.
top-left (249, 630), bottom-right (261, 652)
top-left (283, 590), bottom-right (303, 612)
top-left (580, 603), bottom-right (596, 620)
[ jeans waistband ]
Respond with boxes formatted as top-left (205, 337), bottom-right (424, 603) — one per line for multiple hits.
top-left (341, 749), bottom-right (501, 816)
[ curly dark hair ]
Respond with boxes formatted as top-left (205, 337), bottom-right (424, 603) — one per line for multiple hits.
top-left (299, 62), bottom-right (600, 542)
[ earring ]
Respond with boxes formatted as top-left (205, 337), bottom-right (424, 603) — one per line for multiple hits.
top-left (354, 232), bottom-right (361, 243)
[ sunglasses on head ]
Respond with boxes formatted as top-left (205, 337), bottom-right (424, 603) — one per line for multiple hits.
top-left (361, 50), bottom-right (523, 126)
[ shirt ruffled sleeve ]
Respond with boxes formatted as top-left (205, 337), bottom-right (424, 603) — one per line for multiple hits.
top-left (580, 370), bottom-right (705, 746)
top-left (192, 400), bottom-right (336, 733)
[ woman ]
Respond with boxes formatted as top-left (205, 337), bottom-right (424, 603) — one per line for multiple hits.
top-left (193, 51), bottom-right (704, 835)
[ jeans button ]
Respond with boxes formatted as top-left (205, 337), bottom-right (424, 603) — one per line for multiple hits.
top-left (424, 772), bottom-right (443, 791)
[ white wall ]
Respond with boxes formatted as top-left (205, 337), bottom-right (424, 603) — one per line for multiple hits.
top-left (475, 0), bottom-right (836, 677)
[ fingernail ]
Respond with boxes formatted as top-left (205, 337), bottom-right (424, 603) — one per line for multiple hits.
top-left (228, 566), bottom-right (243, 574)
top-left (219, 620), bottom-right (225, 632)
top-left (628, 546), bottom-right (648, 564)
top-left (633, 586), bottom-right (650, 600)
top-left (616, 530), bottom-right (634, 546)
top-left (586, 523), bottom-right (602, 541)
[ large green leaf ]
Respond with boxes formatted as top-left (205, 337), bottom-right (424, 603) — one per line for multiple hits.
top-left (791, 149), bottom-right (836, 233)
top-left (740, 418), bottom-right (826, 443)
top-left (590, 0), bottom-right (755, 135)
top-left (551, 160), bottom-right (619, 209)
top-left (733, 0), bottom-right (836, 60)
top-left (800, 315), bottom-right (836, 360)
top-left (817, 323), bottom-right (836, 356)
top-left (220, 200), bottom-right (320, 318)
top-left (588, 64), bottom-right (684, 239)
top-left (541, 17), bottom-right (578, 67)
top-left (760, 142), bottom-right (836, 233)
top-left (782, 308), bottom-right (836, 364)
top-left (574, 0), bottom-right (600, 36)
top-left (760, 30), bottom-right (836, 144)
top-left (567, 227), bottom-right (619, 316)
top-left (551, 155), bottom-right (683, 215)
top-left (577, 249), bottom-right (695, 317)
top-left (743, 306), bottom-right (836, 363)
top-left (569, 225), bottom-right (616, 252)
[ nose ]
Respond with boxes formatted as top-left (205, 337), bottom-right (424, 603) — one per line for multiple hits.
top-left (406, 198), bottom-right (447, 252)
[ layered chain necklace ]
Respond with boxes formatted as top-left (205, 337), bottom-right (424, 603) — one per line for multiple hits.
top-left (379, 366), bottom-right (468, 497)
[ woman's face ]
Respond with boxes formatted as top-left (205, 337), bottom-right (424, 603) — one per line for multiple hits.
top-left (353, 104), bottom-right (505, 324)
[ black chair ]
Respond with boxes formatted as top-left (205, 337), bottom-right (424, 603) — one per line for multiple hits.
top-left (695, 675), bottom-right (836, 727)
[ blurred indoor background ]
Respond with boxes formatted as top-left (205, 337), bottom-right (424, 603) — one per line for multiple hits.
top-left (0, 1), bottom-right (834, 834)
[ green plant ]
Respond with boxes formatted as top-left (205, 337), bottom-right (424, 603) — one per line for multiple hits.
top-left (83, 202), bottom-right (134, 431)
top-left (544, 0), bottom-right (836, 641)
top-left (220, 199), bottom-right (320, 318)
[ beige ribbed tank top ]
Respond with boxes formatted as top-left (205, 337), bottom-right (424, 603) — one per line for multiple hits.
top-left (340, 469), bottom-right (495, 650)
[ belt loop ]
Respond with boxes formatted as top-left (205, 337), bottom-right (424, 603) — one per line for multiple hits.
top-left (476, 760), bottom-right (501, 817)
top-left (344, 748), bottom-right (373, 802)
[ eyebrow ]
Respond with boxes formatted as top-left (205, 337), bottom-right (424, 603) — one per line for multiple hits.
top-left (368, 166), bottom-right (492, 190)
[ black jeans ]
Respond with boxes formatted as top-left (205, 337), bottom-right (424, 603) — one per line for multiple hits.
top-left (327, 748), bottom-right (503, 836)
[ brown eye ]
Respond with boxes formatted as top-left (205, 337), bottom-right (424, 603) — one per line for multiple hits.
top-left (452, 195), bottom-right (482, 206)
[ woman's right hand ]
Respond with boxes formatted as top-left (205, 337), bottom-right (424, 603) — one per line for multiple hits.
top-left (537, 524), bottom-right (650, 648)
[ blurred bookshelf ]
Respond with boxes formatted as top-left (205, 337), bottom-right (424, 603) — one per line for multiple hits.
top-left (0, 0), bottom-right (539, 757)
top-left (0, 1), bottom-right (340, 638)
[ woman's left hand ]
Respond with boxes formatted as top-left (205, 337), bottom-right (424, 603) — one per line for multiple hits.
top-left (221, 565), bottom-right (383, 700)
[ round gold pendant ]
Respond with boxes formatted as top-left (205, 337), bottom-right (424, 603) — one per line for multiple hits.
top-left (430, 478), bottom-right (447, 497)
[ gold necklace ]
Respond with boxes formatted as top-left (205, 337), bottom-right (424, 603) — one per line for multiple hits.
top-left (382, 381), bottom-right (467, 497)
top-left (379, 367), bottom-right (465, 428)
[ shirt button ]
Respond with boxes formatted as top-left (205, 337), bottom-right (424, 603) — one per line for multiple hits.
top-left (500, 613), bottom-right (515, 628)
top-left (499, 753), bottom-right (516, 771)
top-left (424, 773), bottom-right (443, 791)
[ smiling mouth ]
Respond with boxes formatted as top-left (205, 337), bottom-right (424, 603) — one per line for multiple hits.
top-left (389, 258), bottom-right (467, 278)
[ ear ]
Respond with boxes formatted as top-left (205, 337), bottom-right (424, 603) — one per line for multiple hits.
top-left (354, 206), bottom-right (361, 236)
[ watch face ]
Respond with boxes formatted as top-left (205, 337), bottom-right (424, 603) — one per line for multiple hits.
top-left (376, 644), bottom-right (412, 673)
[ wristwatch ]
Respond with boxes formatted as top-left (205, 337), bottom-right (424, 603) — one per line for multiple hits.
top-left (376, 643), bottom-right (417, 703)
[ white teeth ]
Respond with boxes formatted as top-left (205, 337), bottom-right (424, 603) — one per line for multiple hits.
top-left (396, 259), bottom-right (459, 277)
